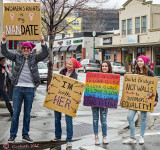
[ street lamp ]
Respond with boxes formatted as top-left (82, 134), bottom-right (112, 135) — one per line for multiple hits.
top-left (92, 31), bottom-right (96, 59)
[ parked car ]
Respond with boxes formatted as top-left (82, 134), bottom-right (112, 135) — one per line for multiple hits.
top-left (38, 62), bottom-right (48, 82)
top-left (77, 59), bottom-right (100, 73)
top-left (111, 62), bottom-right (126, 75)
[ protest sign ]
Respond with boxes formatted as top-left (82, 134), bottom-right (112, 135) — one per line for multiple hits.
top-left (84, 72), bottom-right (120, 108)
top-left (43, 73), bottom-right (85, 117)
top-left (3, 3), bottom-right (41, 40)
top-left (121, 74), bottom-right (158, 112)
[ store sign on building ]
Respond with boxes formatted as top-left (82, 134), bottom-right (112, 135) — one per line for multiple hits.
top-left (66, 40), bottom-right (71, 45)
top-left (73, 39), bottom-right (83, 43)
top-left (103, 37), bottom-right (112, 45)
top-left (126, 35), bottom-right (139, 44)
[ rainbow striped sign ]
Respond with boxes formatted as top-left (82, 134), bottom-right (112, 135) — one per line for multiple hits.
top-left (84, 72), bottom-right (120, 108)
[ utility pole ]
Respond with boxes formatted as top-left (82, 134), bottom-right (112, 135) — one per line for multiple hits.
top-left (92, 31), bottom-right (96, 59)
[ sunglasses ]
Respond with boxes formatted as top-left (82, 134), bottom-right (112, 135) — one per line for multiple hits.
top-left (22, 47), bottom-right (31, 50)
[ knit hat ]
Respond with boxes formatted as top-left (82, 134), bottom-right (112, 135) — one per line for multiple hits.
top-left (70, 58), bottom-right (82, 69)
top-left (136, 55), bottom-right (150, 65)
top-left (21, 42), bottom-right (36, 51)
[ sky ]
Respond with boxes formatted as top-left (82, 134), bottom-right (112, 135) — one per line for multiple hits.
top-left (3, 0), bottom-right (160, 9)
top-left (105, 0), bottom-right (160, 9)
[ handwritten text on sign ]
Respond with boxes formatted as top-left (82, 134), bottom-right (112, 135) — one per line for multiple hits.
top-left (43, 73), bottom-right (85, 117)
top-left (84, 72), bottom-right (120, 108)
top-left (121, 74), bottom-right (158, 112)
top-left (3, 3), bottom-right (41, 40)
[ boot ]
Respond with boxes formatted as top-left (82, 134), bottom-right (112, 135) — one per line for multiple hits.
top-left (6, 103), bottom-right (13, 117)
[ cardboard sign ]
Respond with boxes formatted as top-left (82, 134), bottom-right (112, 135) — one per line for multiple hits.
top-left (121, 74), bottom-right (158, 112)
top-left (3, 3), bottom-right (41, 40)
top-left (84, 72), bottom-right (120, 108)
top-left (43, 73), bottom-right (85, 117)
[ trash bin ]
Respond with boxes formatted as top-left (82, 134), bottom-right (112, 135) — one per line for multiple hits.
top-left (154, 66), bottom-right (160, 76)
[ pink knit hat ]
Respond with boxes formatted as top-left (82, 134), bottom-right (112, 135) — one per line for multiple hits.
top-left (70, 58), bottom-right (82, 69)
top-left (21, 42), bottom-right (36, 51)
top-left (136, 55), bottom-right (150, 65)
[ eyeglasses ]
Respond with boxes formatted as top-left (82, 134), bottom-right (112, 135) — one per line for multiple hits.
top-left (22, 47), bottom-right (31, 50)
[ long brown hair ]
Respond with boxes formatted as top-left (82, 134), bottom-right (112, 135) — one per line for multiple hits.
top-left (100, 60), bottom-right (112, 73)
top-left (135, 63), bottom-right (149, 76)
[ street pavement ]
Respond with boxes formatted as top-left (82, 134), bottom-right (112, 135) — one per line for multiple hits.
top-left (0, 72), bottom-right (160, 150)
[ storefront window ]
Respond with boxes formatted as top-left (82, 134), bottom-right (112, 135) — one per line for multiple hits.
top-left (135, 17), bottom-right (140, 34)
top-left (104, 50), bottom-right (111, 61)
top-left (141, 16), bottom-right (147, 33)
top-left (114, 51), bottom-right (117, 62)
top-left (137, 47), bottom-right (145, 57)
top-left (122, 20), bottom-right (126, 35)
top-left (127, 19), bottom-right (132, 35)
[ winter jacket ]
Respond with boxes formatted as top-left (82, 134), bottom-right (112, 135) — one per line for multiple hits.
top-left (0, 64), bottom-right (5, 89)
top-left (1, 43), bottom-right (48, 87)
top-left (59, 68), bottom-right (78, 80)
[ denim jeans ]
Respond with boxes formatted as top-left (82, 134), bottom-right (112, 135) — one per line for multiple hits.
top-left (54, 111), bottom-right (73, 142)
top-left (127, 109), bottom-right (147, 138)
top-left (10, 86), bottom-right (34, 136)
top-left (91, 107), bottom-right (108, 136)
top-left (0, 89), bottom-right (10, 106)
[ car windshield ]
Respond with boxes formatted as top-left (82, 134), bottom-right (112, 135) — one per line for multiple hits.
top-left (89, 60), bottom-right (100, 64)
top-left (38, 63), bottom-right (47, 69)
top-left (113, 62), bottom-right (124, 66)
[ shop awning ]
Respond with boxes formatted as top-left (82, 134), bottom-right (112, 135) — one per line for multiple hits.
top-left (68, 45), bottom-right (82, 51)
top-left (95, 41), bottom-right (160, 50)
top-left (60, 46), bottom-right (71, 52)
top-left (53, 47), bottom-right (62, 52)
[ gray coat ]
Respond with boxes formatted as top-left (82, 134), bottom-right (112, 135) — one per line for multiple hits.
top-left (1, 43), bottom-right (48, 87)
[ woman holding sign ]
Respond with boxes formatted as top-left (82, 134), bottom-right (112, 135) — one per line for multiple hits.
top-left (123, 55), bottom-right (158, 145)
top-left (92, 60), bottom-right (112, 145)
top-left (51, 58), bottom-right (82, 148)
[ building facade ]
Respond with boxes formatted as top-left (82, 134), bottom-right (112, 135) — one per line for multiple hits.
top-left (52, 32), bottom-right (106, 68)
top-left (97, 0), bottom-right (160, 72)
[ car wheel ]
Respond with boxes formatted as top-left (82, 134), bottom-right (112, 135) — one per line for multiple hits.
top-left (84, 67), bottom-right (87, 73)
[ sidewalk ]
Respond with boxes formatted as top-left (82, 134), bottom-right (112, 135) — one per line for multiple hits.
top-left (0, 100), bottom-right (138, 150)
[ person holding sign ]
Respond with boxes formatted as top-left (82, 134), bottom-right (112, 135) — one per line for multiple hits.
top-left (51, 58), bottom-right (82, 148)
top-left (123, 55), bottom-right (158, 145)
top-left (1, 32), bottom-right (48, 143)
top-left (92, 60), bottom-right (112, 145)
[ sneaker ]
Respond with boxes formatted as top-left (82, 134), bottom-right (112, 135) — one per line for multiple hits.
top-left (123, 137), bottom-right (136, 144)
top-left (102, 136), bottom-right (108, 144)
top-left (139, 136), bottom-right (144, 145)
top-left (51, 138), bottom-right (61, 142)
top-left (8, 136), bottom-right (16, 143)
top-left (66, 142), bottom-right (72, 148)
top-left (22, 135), bottom-right (33, 143)
top-left (95, 137), bottom-right (100, 145)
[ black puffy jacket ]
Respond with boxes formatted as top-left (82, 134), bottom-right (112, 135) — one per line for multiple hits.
top-left (1, 43), bottom-right (48, 87)
top-left (0, 64), bottom-right (5, 89)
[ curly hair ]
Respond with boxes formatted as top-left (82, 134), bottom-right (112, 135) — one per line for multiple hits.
top-left (100, 60), bottom-right (112, 73)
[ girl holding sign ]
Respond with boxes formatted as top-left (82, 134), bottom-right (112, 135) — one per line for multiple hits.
top-left (51, 58), bottom-right (82, 148)
top-left (92, 60), bottom-right (112, 145)
top-left (123, 55), bottom-right (158, 145)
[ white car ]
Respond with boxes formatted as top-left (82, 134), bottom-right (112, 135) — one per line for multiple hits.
top-left (77, 59), bottom-right (100, 73)
top-left (38, 62), bottom-right (48, 82)
top-left (111, 62), bottom-right (126, 75)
